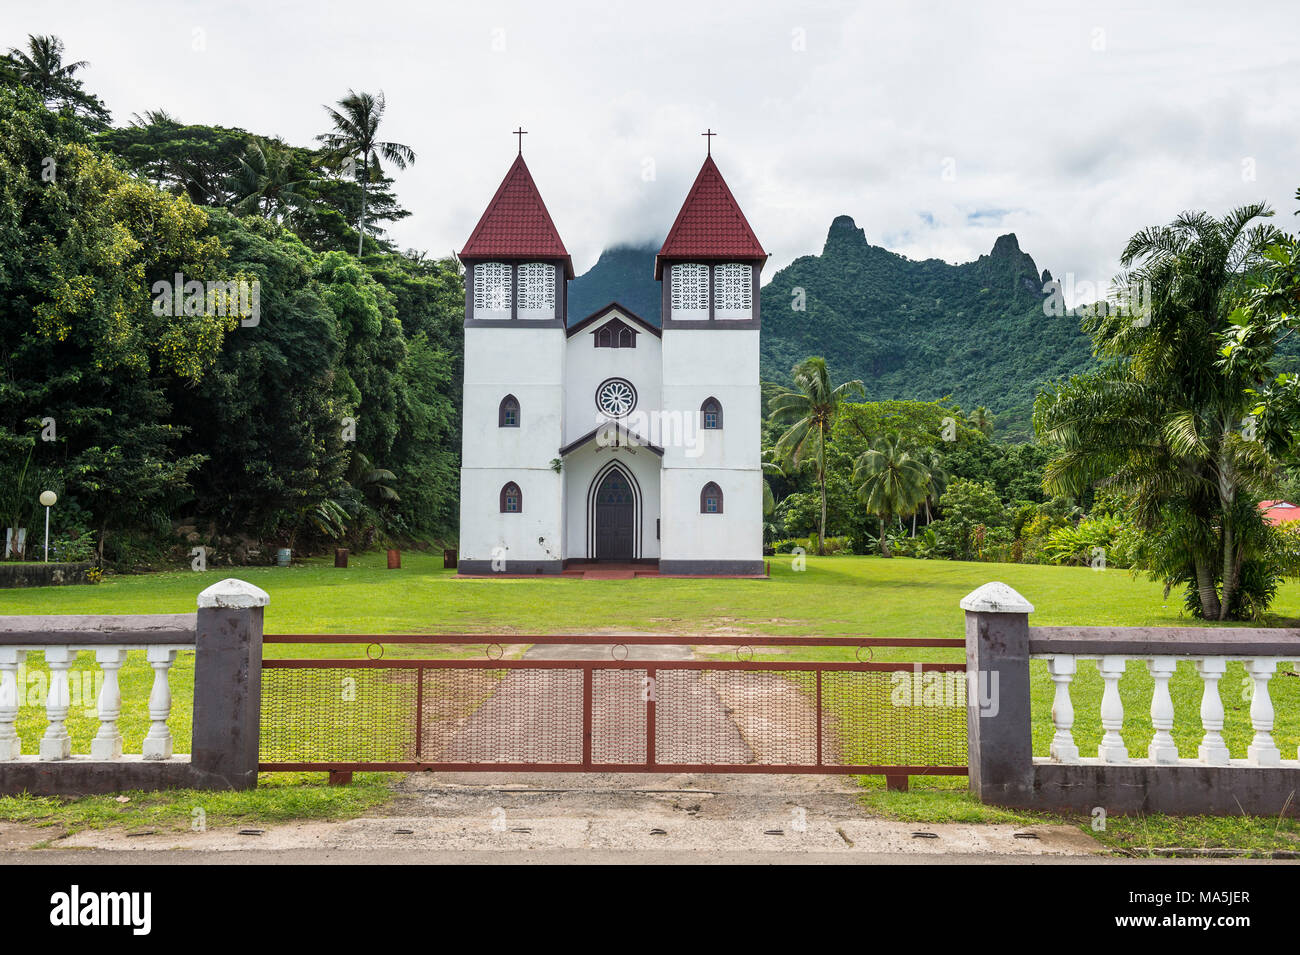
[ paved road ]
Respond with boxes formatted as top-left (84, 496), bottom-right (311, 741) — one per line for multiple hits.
top-left (441, 643), bottom-right (754, 764)
top-left (10, 848), bottom-right (1283, 865)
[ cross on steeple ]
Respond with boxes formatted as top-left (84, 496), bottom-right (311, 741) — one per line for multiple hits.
top-left (701, 128), bottom-right (717, 155)
top-left (513, 127), bottom-right (528, 155)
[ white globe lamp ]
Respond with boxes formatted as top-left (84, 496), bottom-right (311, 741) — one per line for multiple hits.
top-left (39, 491), bottom-right (57, 562)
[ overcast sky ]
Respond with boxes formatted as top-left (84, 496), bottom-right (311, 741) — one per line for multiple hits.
top-left (8, 1), bottom-right (1299, 300)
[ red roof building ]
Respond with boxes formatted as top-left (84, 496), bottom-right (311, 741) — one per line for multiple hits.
top-left (1259, 500), bottom-right (1300, 527)
top-left (654, 155), bottom-right (767, 279)
top-left (460, 154), bottom-right (574, 278)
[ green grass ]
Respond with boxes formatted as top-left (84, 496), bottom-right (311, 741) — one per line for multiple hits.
top-left (0, 773), bottom-right (395, 839)
top-left (3, 551), bottom-right (1300, 850)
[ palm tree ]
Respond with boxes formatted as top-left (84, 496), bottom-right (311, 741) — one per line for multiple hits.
top-left (760, 449), bottom-right (785, 518)
top-left (1036, 204), bottom-right (1281, 619)
top-left (6, 34), bottom-right (109, 126)
top-left (853, 433), bottom-right (930, 557)
top-left (968, 406), bottom-right (995, 437)
top-left (914, 446), bottom-right (949, 532)
top-left (317, 90), bottom-right (415, 256)
top-left (230, 141), bottom-right (303, 220)
top-left (769, 357), bottom-right (865, 555)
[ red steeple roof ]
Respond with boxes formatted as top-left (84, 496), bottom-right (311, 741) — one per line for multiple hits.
top-left (460, 154), bottom-right (573, 278)
top-left (654, 155), bottom-right (767, 278)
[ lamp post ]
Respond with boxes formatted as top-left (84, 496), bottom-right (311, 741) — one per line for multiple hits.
top-left (39, 491), bottom-right (56, 562)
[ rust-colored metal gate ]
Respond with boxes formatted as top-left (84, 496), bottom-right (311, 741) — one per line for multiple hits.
top-left (259, 635), bottom-right (968, 779)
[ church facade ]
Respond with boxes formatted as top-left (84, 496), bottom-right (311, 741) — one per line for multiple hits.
top-left (456, 145), bottom-right (766, 575)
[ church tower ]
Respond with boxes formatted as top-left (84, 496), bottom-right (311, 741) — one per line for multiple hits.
top-left (456, 147), bottom-right (573, 574)
top-left (654, 146), bottom-right (767, 574)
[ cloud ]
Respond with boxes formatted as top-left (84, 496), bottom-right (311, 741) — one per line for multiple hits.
top-left (12, 0), bottom-right (1299, 295)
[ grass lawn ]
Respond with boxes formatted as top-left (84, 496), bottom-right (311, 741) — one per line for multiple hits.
top-left (2, 551), bottom-right (1299, 855)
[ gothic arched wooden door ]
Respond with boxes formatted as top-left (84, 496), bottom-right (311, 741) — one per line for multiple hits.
top-left (594, 468), bottom-right (635, 560)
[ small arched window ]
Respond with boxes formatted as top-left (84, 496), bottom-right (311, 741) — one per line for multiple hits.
top-left (701, 397), bottom-right (723, 430)
top-left (500, 482), bottom-right (522, 513)
top-left (618, 325), bottom-right (634, 347)
top-left (700, 482), bottom-right (723, 514)
top-left (499, 394), bottom-right (520, 428)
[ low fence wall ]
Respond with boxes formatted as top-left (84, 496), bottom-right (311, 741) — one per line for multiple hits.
top-left (0, 562), bottom-right (95, 588)
top-left (0, 578), bottom-right (266, 795)
top-left (962, 582), bottom-right (1300, 817)
top-left (6, 575), bottom-right (1300, 816)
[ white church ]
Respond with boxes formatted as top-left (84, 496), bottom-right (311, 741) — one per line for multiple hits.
top-left (456, 141), bottom-right (766, 576)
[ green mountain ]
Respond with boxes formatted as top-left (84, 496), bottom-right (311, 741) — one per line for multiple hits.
top-left (760, 216), bottom-right (1093, 440)
top-left (568, 243), bottom-right (663, 324)
top-left (567, 217), bottom-right (1094, 440)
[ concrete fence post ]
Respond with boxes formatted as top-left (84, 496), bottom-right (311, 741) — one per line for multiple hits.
top-left (191, 578), bottom-right (268, 790)
top-left (961, 582), bottom-right (1034, 807)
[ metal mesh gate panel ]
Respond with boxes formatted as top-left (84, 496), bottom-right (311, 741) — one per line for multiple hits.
top-left (259, 638), bottom-right (969, 776)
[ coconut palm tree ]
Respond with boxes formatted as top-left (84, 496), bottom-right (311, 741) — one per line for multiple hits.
top-left (853, 433), bottom-right (930, 557)
top-left (914, 446), bottom-right (949, 533)
top-left (1036, 204), bottom-right (1281, 619)
top-left (317, 90), bottom-right (416, 256)
top-left (230, 141), bottom-right (303, 220)
top-left (760, 448), bottom-right (784, 518)
top-left (768, 357), bottom-right (864, 555)
top-left (968, 406), bottom-right (994, 437)
top-left (6, 34), bottom-right (109, 126)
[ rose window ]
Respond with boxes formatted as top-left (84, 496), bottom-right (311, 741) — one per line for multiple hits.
top-left (595, 378), bottom-right (637, 417)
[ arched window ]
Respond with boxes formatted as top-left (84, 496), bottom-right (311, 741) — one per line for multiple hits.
top-left (701, 397), bottom-right (723, 430)
top-left (593, 318), bottom-right (638, 349)
top-left (499, 394), bottom-right (520, 428)
top-left (500, 482), bottom-right (522, 513)
top-left (700, 482), bottom-right (723, 514)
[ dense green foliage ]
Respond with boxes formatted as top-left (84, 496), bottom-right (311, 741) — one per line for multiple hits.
top-left (0, 45), bottom-right (462, 568)
top-left (760, 217), bottom-right (1094, 442)
top-left (1035, 205), bottom-right (1291, 619)
top-left (567, 217), bottom-right (1096, 441)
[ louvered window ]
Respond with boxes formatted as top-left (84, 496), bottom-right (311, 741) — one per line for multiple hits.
top-left (670, 263), bottom-right (709, 316)
top-left (517, 262), bottom-right (555, 314)
top-left (714, 263), bottom-right (752, 314)
top-left (473, 263), bottom-right (511, 312)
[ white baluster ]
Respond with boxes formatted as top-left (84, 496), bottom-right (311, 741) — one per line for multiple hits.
top-left (90, 648), bottom-right (127, 760)
top-left (1196, 657), bottom-right (1230, 766)
top-left (0, 648), bottom-right (25, 760)
top-left (1146, 656), bottom-right (1179, 764)
top-left (142, 647), bottom-right (177, 760)
top-left (1097, 655), bottom-right (1129, 763)
top-left (1246, 658), bottom-right (1281, 767)
top-left (39, 647), bottom-right (74, 760)
top-left (1047, 654), bottom-right (1079, 762)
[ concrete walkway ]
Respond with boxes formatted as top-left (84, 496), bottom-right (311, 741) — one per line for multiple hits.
top-left (442, 642), bottom-right (754, 764)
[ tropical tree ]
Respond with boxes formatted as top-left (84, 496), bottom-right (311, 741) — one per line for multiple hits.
top-left (3, 34), bottom-right (109, 127)
top-left (229, 141), bottom-right (303, 220)
top-left (317, 90), bottom-right (415, 256)
top-left (1035, 204), bottom-right (1283, 619)
top-left (760, 448), bottom-right (784, 518)
top-left (914, 445), bottom-right (949, 530)
top-left (968, 406), bottom-right (994, 437)
top-left (769, 357), bottom-right (864, 554)
top-left (852, 433), bottom-right (930, 556)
